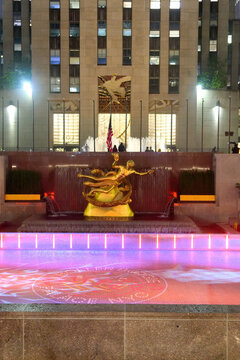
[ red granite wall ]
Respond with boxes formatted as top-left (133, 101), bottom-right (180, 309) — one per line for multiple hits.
top-left (3, 152), bottom-right (213, 212)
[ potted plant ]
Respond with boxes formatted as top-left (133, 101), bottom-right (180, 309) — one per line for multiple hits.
top-left (5, 169), bottom-right (42, 201)
top-left (179, 169), bottom-right (215, 202)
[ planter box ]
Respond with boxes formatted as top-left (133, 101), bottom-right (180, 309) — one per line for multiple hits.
top-left (180, 195), bottom-right (215, 202)
top-left (5, 194), bottom-right (41, 201)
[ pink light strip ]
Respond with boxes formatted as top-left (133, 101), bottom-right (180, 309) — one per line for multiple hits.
top-left (87, 234), bottom-right (90, 249)
top-left (0, 233), bottom-right (3, 249)
top-left (226, 234), bottom-right (229, 250)
top-left (191, 234), bottom-right (194, 249)
top-left (70, 234), bottom-right (73, 249)
top-left (53, 234), bottom-right (55, 249)
top-left (174, 234), bottom-right (176, 249)
top-left (139, 234), bottom-right (142, 249)
top-left (104, 234), bottom-right (107, 249)
top-left (18, 233), bottom-right (20, 249)
top-left (122, 234), bottom-right (124, 249)
top-left (35, 234), bottom-right (38, 249)
top-left (156, 234), bottom-right (159, 249)
top-left (208, 234), bottom-right (211, 250)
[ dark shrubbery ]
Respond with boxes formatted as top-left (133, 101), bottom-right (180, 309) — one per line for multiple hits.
top-left (6, 170), bottom-right (42, 194)
top-left (179, 170), bottom-right (215, 195)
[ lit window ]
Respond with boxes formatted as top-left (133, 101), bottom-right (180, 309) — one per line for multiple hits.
top-left (148, 114), bottom-right (176, 149)
top-left (123, 1), bottom-right (132, 8)
top-left (169, 50), bottom-right (179, 64)
top-left (50, 77), bottom-right (60, 93)
top-left (13, 18), bottom-right (21, 26)
top-left (53, 113), bottom-right (79, 145)
top-left (50, 56), bottom-right (60, 65)
top-left (70, 57), bottom-right (79, 65)
top-left (123, 29), bottom-right (132, 36)
top-left (170, 0), bottom-right (181, 9)
top-left (98, 113), bottom-right (131, 142)
top-left (198, 45), bottom-right (201, 51)
top-left (150, 30), bottom-right (160, 37)
top-left (70, 50), bottom-right (80, 64)
top-left (150, 56), bottom-right (160, 65)
top-left (209, 40), bottom-right (217, 51)
top-left (150, 0), bottom-right (160, 9)
top-left (98, 21), bottom-right (106, 36)
top-left (169, 30), bottom-right (179, 37)
top-left (50, 0), bottom-right (60, 9)
top-left (169, 78), bottom-right (179, 93)
top-left (14, 43), bottom-right (22, 51)
top-left (70, 77), bottom-right (80, 92)
top-left (98, 48), bottom-right (107, 65)
top-left (98, 0), bottom-right (106, 7)
top-left (228, 35), bottom-right (232, 44)
top-left (70, 0), bottom-right (80, 8)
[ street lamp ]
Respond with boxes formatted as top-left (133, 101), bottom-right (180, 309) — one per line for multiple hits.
top-left (22, 81), bottom-right (34, 150)
top-left (22, 81), bottom-right (32, 97)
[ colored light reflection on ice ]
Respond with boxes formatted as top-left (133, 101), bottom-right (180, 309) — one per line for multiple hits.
top-left (0, 233), bottom-right (239, 251)
top-left (0, 250), bottom-right (240, 304)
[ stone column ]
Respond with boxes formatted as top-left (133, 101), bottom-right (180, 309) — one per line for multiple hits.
top-left (178, 0), bottom-right (198, 151)
top-left (31, 0), bottom-right (50, 150)
top-left (131, 0), bottom-right (149, 138)
top-left (80, 0), bottom-right (98, 145)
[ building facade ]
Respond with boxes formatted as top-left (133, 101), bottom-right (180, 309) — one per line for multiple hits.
top-left (0, 0), bottom-right (239, 152)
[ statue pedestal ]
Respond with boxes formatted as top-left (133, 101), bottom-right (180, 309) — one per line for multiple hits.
top-left (83, 187), bottom-right (134, 218)
top-left (84, 203), bottom-right (134, 218)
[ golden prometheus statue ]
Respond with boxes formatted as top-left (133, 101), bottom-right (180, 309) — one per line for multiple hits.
top-left (78, 153), bottom-right (154, 218)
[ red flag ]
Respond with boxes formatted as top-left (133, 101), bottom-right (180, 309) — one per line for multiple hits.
top-left (106, 116), bottom-right (113, 152)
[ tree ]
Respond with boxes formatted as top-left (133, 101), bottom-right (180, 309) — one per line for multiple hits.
top-left (198, 58), bottom-right (227, 90)
top-left (0, 60), bottom-right (31, 89)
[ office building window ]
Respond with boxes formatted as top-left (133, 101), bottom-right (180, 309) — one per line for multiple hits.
top-left (149, 0), bottom-right (160, 93)
top-left (70, 0), bottom-right (80, 9)
top-left (169, 1), bottom-right (180, 94)
top-left (148, 114), bottom-right (176, 150)
top-left (98, 0), bottom-right (107, 65)
top-left (209, 0), bottom-right (218, 57)
top-left (69, 65), bottom-right (80, 92)
top-left (123, 0), bottom-right (132, 65)
top-left (13, 0), bottom-right (22, 68)
top-left (53, 113), bottom-right (79, 146)
top-left (50, 0), bottom-right (61, 92)
top-left (50, 0), bottom-right (60, 9)
top-left (198, 1), bottom-right (202, 74)
top-left (69, 0), bottom-right (80, 92)
top-left (209, 40), bottom-right (217, 52)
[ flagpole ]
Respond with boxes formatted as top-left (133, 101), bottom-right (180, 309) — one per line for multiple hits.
top-left (106, 96), bottom-right (113, 152)
top-left (110, 97), bottom-right (112, 151)
top-left (125, 97), bottom-right (127, 151)
top-left (93, 100), bottom-right (96, 152)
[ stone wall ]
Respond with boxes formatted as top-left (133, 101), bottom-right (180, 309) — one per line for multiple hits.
top-left (0, 305), bottom-right (239, 360)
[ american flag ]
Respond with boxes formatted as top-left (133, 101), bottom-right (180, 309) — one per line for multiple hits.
top-left (106, 116), bottom-right (113, 152)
